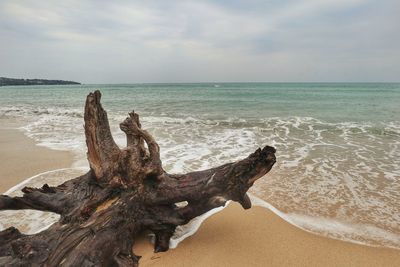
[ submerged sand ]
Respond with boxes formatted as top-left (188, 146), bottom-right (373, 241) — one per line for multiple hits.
top-left (1, 128), bottom-right (399, 266)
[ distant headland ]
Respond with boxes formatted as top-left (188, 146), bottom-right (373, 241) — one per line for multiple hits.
top-left (0, 77), bottom-right (80, 86)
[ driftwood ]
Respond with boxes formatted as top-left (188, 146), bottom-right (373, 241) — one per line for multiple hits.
top-left (0, 91), bottom-right (276, 266)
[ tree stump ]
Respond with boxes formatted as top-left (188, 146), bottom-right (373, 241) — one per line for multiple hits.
top-left (0, 91), bottom-right (276, 266)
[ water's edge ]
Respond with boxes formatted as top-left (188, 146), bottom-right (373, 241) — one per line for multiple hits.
top-left (2, 164), bottom-right (399, 250)
top-left (1, 83), bottom-right (399, 250)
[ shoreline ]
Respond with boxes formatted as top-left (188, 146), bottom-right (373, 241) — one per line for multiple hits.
top-left (1, 127), bottom-right (400, 266)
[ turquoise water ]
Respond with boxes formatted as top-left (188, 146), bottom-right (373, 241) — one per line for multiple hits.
top-left (1, 83), bottom-right (399, 122)
top-left (1, 83), bottom-right (400, 248)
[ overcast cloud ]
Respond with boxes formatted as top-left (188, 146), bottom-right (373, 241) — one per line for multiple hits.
top-left (0, 0), bottom-right (399, 83)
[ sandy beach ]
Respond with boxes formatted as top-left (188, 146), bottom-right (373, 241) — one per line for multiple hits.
top-left (0, 127), bottom-right (73, 193)
top-left (1, 128), bottom-right (400, 267)
top-left (135, 204), bottom-right (400, 267)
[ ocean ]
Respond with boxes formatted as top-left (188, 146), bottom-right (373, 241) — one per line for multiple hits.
top-left (0, 83), bottom-right (399, 249)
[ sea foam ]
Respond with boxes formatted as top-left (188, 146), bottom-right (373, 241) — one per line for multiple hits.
top-left (2, 170), bottom-right (399, 250)
top-left (1, 99), bottom-right (400, 249)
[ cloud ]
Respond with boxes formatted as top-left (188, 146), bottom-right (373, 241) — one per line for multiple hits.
top-left (0, 0), bottom-right (399, 82)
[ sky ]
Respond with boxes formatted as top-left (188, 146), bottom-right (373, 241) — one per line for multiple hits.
top-left (0, 0), bottom-right (399, 83)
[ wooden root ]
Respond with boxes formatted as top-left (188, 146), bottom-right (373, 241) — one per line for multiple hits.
top-left (0, 90), bottom-right (276, 266)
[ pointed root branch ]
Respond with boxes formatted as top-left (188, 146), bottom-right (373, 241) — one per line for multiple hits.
top-left (84, 90), bottom-right (121, 180)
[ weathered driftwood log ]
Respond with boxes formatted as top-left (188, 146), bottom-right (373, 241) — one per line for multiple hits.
top-left (0, 91), bottom-right (276, 266)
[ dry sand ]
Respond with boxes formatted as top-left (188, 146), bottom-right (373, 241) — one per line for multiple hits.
top-left (1, 127), bottom-right (399, 266)
top-left (135, 203), bottom-right (400, 267)
top-left (0, 128), bottom-right (73, 193)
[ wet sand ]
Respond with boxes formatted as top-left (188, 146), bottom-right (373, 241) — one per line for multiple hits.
top-left (1, 128), bottom-right (399, 266)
